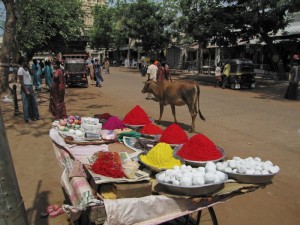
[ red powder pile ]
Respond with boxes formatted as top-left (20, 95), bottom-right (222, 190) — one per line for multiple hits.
top-left (94, 113), bottom-right (112, 120)
top-left (122, 105), bottom-right (151, 125)
top-left (159, 124), bottom-right (188, 144)
top-left (102, 116), bottom-right (126, 130)
top-left (140, 123), bottom-right (163, 135)
top-left (92, 152), bottom-right (124, 178)
top-left (177, 134), bottom-right (222, 161)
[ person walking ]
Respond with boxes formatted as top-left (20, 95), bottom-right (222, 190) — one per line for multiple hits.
top-left (31, 59), bottom-right (42, 92)
top-left (215, 63), bottom-right (222, 87)
top-left (88, 60), bottom-right (95, 85)
top-left (285, 58), bottom-right (300, 100)
top-left (103, 58), bottom-right (110, 74)
top-left (49, 60), bottom-right (67, 119)
top-left (94, 59), bottom-right (103, 87)
top-left (222, 62), bottom-right (230, 89)
top-left (44, 60), bottom-right (53, 91)
top-left (145, 59), bottom-right (158, 100)
top-left (156, 61), bottom-right (172, 82)
top-left (18, 60), bottom-right (40, 123)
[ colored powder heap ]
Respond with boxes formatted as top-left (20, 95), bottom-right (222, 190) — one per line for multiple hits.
top-left (159, 123), bottom-right (188, 144)
top-left (92, 152), bottom-right (125, 178)
top-left (102, 116), bottom-right (126, 130)
top-left (122, 105), bottom-right (151, 125)
top-left (140, 123), bottom-right (163, 135)
top-left (140, 143), bottom-right (182, 169)
top-left (177, 134), bottom-right (222, 161)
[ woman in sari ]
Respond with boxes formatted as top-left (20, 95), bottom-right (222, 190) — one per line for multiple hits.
top-left (49, 60), bottom-right (67, 119)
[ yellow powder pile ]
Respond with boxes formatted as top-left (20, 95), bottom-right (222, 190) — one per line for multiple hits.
top-left (140, 143), bottom-right (182, 169)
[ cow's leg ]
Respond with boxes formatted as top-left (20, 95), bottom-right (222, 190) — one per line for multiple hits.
top-left (158, 102), bottom-right (164, 124)
top-left (171, 105), bottom-right (177, 123)
top-left (187, 103), bottom-right (197, 133)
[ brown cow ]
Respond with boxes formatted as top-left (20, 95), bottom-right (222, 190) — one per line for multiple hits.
top-left (141, 80), bottom-right (205, 132)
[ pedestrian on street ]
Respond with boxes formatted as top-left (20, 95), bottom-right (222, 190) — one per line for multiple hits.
top-left (94, 59), bottom-right (103, 87)
top-left (145, 59), bottom-right (158, 100)
top-left (49, 60), bottom-right (67, 119)
top-left (44, 60), bottom-right (53, 91)
top-left (215, 63), bottom-right (222, 87)
top-left (88, 60), bottom-right (95, 84)
top-left (31, 59), bottom-right (42, 92)
top-left (222, 62), bottom-right (230, 89)
top-left (18, 59), bottom-right (40, 123)
top-left (285, 58), bottom-right (300, 100)
top-left (103, 58), bottom-right (110, 74)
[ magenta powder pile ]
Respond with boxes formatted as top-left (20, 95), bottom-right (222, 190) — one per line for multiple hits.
top-left (102, 116), bottom-right (126, 130)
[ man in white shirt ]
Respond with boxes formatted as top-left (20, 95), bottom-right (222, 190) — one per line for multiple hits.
top-left (146, 60), bottom-right (158, 99)
top-left (18, 60), bottom-right (40, 123)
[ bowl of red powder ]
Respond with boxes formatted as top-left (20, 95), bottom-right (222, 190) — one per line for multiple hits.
top-left (123, 105), bottom-right (152, 128)
top-left (159, 124), bottom-right (188, 146)
top-left (175, 134), bottom-right (226, 166)
top-left (140, 123), bottom-right (163, 138)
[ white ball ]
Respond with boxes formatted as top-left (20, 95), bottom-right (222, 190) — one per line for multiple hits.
top-left (75, 130), bottom-right (83, 137)
top-left (229, 160), bottom-right (237, 169)
top-left (193, 176), bottom-right (205, 185)
top-left (180, 165), bottom-right (187, 170)
top-left (175, 172), bottom-right (183, 180)
top-left (204, 172), bottom-right (215, 184)
top-left (254, 157), bottom-right (262, 162)
top-left (233, 156), bottom-right (241, 161)
top-left (269, 165), bottom-right (280, 174)
top-left (157, 173), bottom-right (166, 182)
top-left (69, 129), bottom-right (75, 134)
top-left (217, 164), bottom-right (226, 171)
top-left (245, 169), bottom-right (254, 175)
top-left (232, 168), bottom-right (237, 173)
top-left (186, 165), bottom-right (193, 171)
top-left (261, 170), bottom-right (269, 175)
top-left (197, 167), bottom-right (205, 172)
top-left (192, 172), bottom-right (204, 178)
top-left (237, 165), bottom-right (247, 174)
top-left (224, 167), bottom-right (233, 173)
top-left (216, 171), bottom-right (226, 181)
top-left (206, 166), bottom-right (217, 173)
top-left (173, 166), bottom-right (180, 171)
top-left (264, 160), bottom-right (273, 166)
top-left (172, 179), bottom-right (180, 186)
top-left (180, 177), bottom-right (192, 186)
top-left (206, 161), bottom-right (217, 170)
top-left (214, 176), bottom-right (221, 183)
top-left (254, 170), bottom-right (262, 175)
top-left (164, 176), bottom-right (171, 183)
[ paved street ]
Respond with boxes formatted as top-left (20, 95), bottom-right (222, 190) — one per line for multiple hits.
top-left (2, 67), bottom-right (300, 225)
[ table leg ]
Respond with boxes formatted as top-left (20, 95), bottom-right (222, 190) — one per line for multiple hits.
top-left (196, 207), bottom-right (218, 225)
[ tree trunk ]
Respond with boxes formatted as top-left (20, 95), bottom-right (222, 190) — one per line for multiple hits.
top-left (0, 0), bottom-right (17, 93)
top-left (197, 40), bottom-right (203, 74)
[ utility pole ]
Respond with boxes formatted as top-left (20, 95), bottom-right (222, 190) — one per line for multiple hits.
top-left (0, 106), bottom-right (29, 225)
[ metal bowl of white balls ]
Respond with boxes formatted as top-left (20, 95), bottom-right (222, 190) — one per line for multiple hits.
top-left (174, 145), bottom-right (226, 167)
top-left (155, 163), bottom-right (228, 196)
top-left (216, 157), bottom-right (280, 184)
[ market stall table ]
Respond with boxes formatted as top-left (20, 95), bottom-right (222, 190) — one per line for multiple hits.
top-left (50, 128), bottom-right (270, 225)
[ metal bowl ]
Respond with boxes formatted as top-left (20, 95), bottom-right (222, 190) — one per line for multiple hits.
top-left (174, 145), bottom-right (226, 167)
top-left (224, 170), bottom-right (280, 184)
top-left (155, 171), bottom-right (227, 196)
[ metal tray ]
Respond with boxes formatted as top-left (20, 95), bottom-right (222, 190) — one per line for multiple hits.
top-left (155, 172), bottom-right (227, 196)
top-left (174, 145), bottom-right (226, 167)
top-left (225, 170), bottom-right (279, 184)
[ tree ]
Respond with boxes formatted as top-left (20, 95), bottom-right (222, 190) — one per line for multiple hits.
top-left (16, 0), bottom-right (84, 59)
top-left (229, 0), bottom-right (294, 76)
top-left (0, 0), bottom-right (17, 92)
top-left (89, 5), bottom-right (115, 55)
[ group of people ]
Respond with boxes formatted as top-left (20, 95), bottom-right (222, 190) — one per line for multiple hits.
top-left (145, 59), bottom-right (172, 100)
top-left (87, 58), bottom-right (110, 87)
top-left (18, 58), bottom-right (67, 123)
top-left (214, 62), bottom-right (230, 89)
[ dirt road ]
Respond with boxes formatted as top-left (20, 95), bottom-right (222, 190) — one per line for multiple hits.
top-left (1, 67), bottom-right (300, 225)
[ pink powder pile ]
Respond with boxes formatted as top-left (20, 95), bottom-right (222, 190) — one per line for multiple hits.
top-left (102, 116), bottom-right (126, 130)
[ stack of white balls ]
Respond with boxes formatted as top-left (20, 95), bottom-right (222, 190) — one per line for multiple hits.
top-left (216, 157), bottom-right (280, 175)
top-left (157, 162), bottom-right (227, 186)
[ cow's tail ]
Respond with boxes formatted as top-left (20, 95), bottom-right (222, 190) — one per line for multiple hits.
top-left (196, 84), bottom-right (205, 121)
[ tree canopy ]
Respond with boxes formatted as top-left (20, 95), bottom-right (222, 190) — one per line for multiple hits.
top-left (16, 0), bottom-right (85, 59)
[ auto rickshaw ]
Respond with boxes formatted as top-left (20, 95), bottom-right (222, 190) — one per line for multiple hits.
top-left (220, 58), bottom-right (256, 89)
top-left (64, 58), bottom-right (88, 88)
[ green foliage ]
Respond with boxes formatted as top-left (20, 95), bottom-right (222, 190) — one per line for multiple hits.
top-left (89, 5), bottom-right (115, 50)
top-left (16, 0), bottom-right (84, 57)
